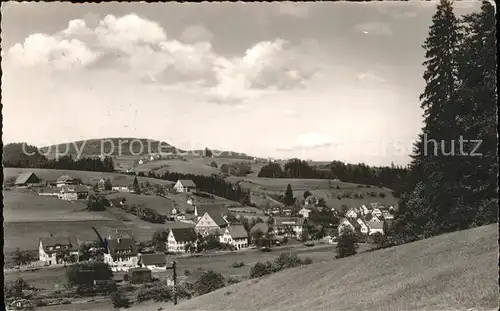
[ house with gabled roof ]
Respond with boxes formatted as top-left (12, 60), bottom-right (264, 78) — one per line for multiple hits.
top-left (104, 238), bottom-right (138, 271)
top-left (338, 217), bottom-right (359, 235)
top-left (195, 210), bottom-right (229, 236)
top-left (346, 208), bottom-right (358, 219)
top-left (220, 225), bottom-right (249, 250)
top-left (39, 236), bottom-right (79, 265)
top-left (59, 185), bottom-right (90, 200)
top-left (174, 180), bottom-right (197, 193)
top-left (273, 217), bottom-right (306, 238)
top-left (137, 253), bottom-right (167, 270)
top-left (56, 175), bottom-right (82, 188)
top-left (367, 221), bottom-right (384, 235)
top-left (356, 218), bottom-right (369, 235)
top-left (372, 208), bottom-right (383, 218)
top-left (167, 227), bottom-right (198, 253)
top-left (15, 172), bottom-right (41, 187)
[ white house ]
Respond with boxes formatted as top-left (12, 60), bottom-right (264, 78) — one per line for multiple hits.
top-left (273, 217), bottom-right (305, 238)
top-left (112, 185), bottom-right (132, 193)
top-left (195, 211), bottom-right (228, 236)
top-left (186, 197), bottom-right (195, 205)
top-left (372, 208), bottom-right (383, 218)
top-left (367, 221), bottom-right (384, 235)
top-left (219, 225), bottom-right (249, 250)
top-left (174, 180), bottom-right (197, 193)
top-left (59, 185), bottom-right (89, 200)
top-left (39, 236), bottom-right (79, 265)
top-left (167, 228), bottom-right (198, 253)
top-left (138, 159), bottom-right (144, 165)
top-left (56, 175), bottom-right (81, 188)
top-left (338, 218), bottom-right (358, 235)
top-left (298, 207), bottom-right (311, 219)
top-left (104, 238), bottom-right (138, 272)
top-left (137, 253), bottom-right (167, 270)
top-left (356, 218), bottom-right (369, 235)
top-left (382, 211), bottom-right (394, 220)
top-left (346, 208), bottom-right (358, 219)
top-left (360, 205), bottom-right (369, 215)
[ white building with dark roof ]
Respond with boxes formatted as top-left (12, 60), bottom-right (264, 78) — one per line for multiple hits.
top-left (220, 225), bottom-right (249, 250)
top-left (174, 180), bottom-right (197, 193)
top-left (39, 236), bottom-right (79, 265)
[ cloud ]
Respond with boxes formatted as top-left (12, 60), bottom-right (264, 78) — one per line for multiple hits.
top-left (7, 14), bottom-right (315, 106)
top-left (356, 71), bottom-right (386, 83)
top-left (278, 3), bottom-right (309, 18)
top-left (180, 24), bottom-right (214, 43)
top-left (7, 33), bottom-right (98, 70)
top-left (354, 22), bottom-right (393, 36)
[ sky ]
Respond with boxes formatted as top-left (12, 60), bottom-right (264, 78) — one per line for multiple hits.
top-left (1, 1), bottom-right (482, 166)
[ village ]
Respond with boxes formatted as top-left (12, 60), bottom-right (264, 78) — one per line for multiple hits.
top-left (9, 172), bottom-right (395, 271)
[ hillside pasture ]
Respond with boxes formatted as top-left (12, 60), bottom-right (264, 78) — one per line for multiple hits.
top-left (135, 159), bottom-right (220, 176)
top-left (3, 190), bottom-right (115, 223)
top-left (106, 192), bottom-right (175, 214)
top-left (3, 167), bottom-right (174, 187)
top-left (226, 177), bottom-right (397, 210)
top-left (172, 224), bottom-right (498, 311)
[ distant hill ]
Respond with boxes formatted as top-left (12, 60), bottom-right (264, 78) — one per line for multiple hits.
top-left (170, 224), bottom-right (498, 311)
top-left (2, 143), bottom-right (48, 167)
top-left (39, 138), bottom-right (179, 159)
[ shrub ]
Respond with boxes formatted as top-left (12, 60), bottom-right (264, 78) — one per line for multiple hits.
top-left (194, 270), bottom-right (225, 296)
top-left (184, 269), bottom-right (191, 276)
top-left (378, 192), bottom-right (386, 198)
top-left (336, 228), bottom-right (359, 259)
top-left (231, 261), bottom-right (245, 268)
top-left (249, 261), bottom-right (275, 278)
top-left (110, 291), bottom-right (131, 309)
top-left (136, 283), bottom-right (172, 302)
top-left (275, 253), bottom-right (302, 269)
top-left (301, 257), bottom-right (313, 265)
top-left (226, 276), bottom-right (243, 285)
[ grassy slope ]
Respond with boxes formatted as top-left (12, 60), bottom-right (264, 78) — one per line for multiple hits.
top-left (226, 176), bottom-right (398, 210)
top-left (170, 224), bottom-right (498, 311)
top-left (3, 167), bottom-right (174, 187)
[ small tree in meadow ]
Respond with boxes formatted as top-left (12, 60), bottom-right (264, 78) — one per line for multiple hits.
top-left (194, 270), bottom-right (225, 295)
top-left (336, 227), bottom-right (358, 259)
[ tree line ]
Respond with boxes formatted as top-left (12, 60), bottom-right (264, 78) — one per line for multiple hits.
top-left (258, 158), bottom-right (407, 194)
top-left (393, 1), bottom-right (497, 243)
top-left (3, 143), bottom-right (115, 172)
top-left (145, 171), bottom-right (251, 204)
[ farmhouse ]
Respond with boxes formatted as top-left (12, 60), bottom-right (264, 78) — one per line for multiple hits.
top-left (346, 208), bottom-right (358, 219)
top-left (382, 211), bottom-right (394, 220)
top-left (273, 217), bottom-right (305, 238)
top-left (356, 218), bottom-right (370, 235)
top-left (104, 238), bottom-right (138, 272)
top-left (367, 221), bottom-right (384, 235)
top-left (167, 228), bottom-right (198, 253)
top-left (15, 172), bottom-right (40, 187)
top-left (338, 218), bottom-right (359, 235)
top-left (39, 236), bottom-right (79, 265)
top-left (174, 180), bottom-right (197, 193)
top-left (220, 225), bottom-right (249, 250)
top-left (195, 211), bottom-right (229, 236)
top-left (137, 253), bottom-right (167, 270)
top-left (372, 208), bottom-right (383, 218)
top-left (112, 185), bottom-right (132, 192)
top-left (56, 175), bottom-right (82, 188)
top-left (38, 187), bottom-right (60, 197)
top-left (59, 185), bottom-right (89, 200)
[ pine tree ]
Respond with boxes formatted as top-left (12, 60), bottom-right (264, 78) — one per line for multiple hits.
top-left (395, 0), bottom-right (462, 240)
top-left (133, 176), bottom-right (141, 194)
top-left (283, 184), bottom-right (295, 206)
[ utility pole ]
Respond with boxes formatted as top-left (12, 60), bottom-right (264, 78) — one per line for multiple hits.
top-left (166, 260), bottom-right (177, 305)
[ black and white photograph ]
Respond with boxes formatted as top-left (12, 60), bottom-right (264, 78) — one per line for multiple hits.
top-left (1, 1), bottom-right (498, 310)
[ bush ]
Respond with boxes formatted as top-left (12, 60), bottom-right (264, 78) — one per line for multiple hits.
top-left (194, 270), bottom-right (225, 296)
top-left (110, 291), bottom-right (131, 309)
top-left (226, 276), bottom-right (243, 285)
top-left (336, 228), bottom-right (359, 259)
top-left (249, 261), bottom-right (275, 278)
top-left (231, 261), bottom-right (245, 268)
top-left (136, 283), bottom-right (172, 302)
top-left (275, 253), bottom-right (302, 269)
top-left (184, 269), bottom-right (191, 276)
top-left (301, 257), bottom-right (313, 265)
top-left (378, 192), bottom-right (386, 198)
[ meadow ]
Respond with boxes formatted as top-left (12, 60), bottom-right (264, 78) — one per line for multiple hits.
top-left (171, 224), bottom-right (498, 311)
top-left (3, 167), bottom-right (174, 187)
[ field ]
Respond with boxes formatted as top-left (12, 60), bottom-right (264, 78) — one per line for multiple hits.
top-left (169, 224), bottom-right (498, 311)
top-left (3, 167), bottom-right (174, 187)
top-left (135, 159), bottom-right (220, 176)
top-left (2, 190), bottom-right (196, 254)
top-left (226, 176), bottom-right (398, 210)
